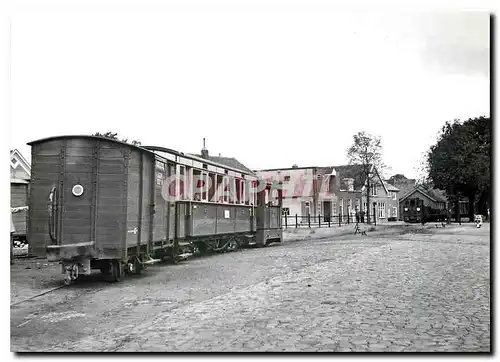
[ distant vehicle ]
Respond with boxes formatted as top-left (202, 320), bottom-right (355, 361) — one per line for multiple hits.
top-left (402, 197), bottom-right (447, 223)
top-left (475, 214), bottom-right (483, 228)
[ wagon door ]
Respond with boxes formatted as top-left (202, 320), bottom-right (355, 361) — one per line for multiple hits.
top-left (58, 140), bottom-right (96, 247)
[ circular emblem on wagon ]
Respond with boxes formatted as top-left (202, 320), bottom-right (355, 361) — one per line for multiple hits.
top-left (72, 184), bottom-right (84, 197)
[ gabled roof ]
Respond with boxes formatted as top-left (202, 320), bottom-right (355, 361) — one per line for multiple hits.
top-left (387, 175), bottom-right (417, 199)
top-left (399, 186), bottom-right (447, 203)
top-left (316, 166), bottom-right (336, 176)
top-left (10, 149), bottom-right (31, 179)
top-left (383, 181), bottom-right (399, 192)
top-left (332, 164), bottom-right (388, 194)
top-left (189, 154), bottom-right (255, 175)
top-left (332, 165), bottom-right (367, 191)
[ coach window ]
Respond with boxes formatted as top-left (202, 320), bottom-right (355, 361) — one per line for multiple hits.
top-left (241, 179), bottom-right (245, 204)
top-left (185, 167), bottom-right (193, 200)
top-left (244, 180), bottom-right (251, 205)
top-left (215, 175), bottom-right (222, 202)
top-left (231, 177), bottom-right (237, 204)
top-left (168, 164), bottom-right (176, 199)
top-left (227, 177), bottom-right (234, 204)
top-left (207, 173), bottom-right (215, 202)
top-left (178, 165), bottom-right (186, 199)
top-left (201, 172), bottom-right (208, 201)
top-left (253, 181), bottom-right (259, 205)
top-left (236, 179), bottom-right (241, 203)
top-left (222, 176), bottom-right (229, 203)
top-left (192, 169), bottom-right (202, 201)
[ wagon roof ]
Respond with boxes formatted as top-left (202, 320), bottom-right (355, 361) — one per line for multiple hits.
top-left (27, 135), bottom-right (155, 155)
top-left (399, 186), bottom-right (447, 203)
top-left (143, 146), bottom-right (256, 176)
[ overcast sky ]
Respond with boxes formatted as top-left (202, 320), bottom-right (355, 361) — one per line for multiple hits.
top-left (9, 8), bottom-right (490, 179)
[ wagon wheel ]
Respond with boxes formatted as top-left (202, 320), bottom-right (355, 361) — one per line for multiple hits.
top-left (110, 260), bottom-right (122, 282)
top-left (100, 265), bottom-right (111, 275)
top-left (134, 256), bottom-right (144, 275)
top-left (197, 242), bottom-right (208, 254)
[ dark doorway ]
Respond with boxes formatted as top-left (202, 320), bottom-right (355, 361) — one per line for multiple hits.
top-left (323, 201), bottom-right (331, 222)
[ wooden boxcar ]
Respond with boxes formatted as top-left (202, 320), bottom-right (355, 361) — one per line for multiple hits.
top-left (28, 136), bottom-right (157, 283)
top-left (10, 179), bottom-right (29, 240)
top-left (27, 135), bottom-right (283, 285)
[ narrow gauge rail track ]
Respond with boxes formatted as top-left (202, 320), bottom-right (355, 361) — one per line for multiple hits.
top-left (10, 284), bottom-right (67, 307)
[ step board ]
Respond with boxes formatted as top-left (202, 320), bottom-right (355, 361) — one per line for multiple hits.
top-left (142, 258), bottom-right (162, 265)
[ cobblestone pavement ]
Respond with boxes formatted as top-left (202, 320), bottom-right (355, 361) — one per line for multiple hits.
top-left (11, 224), bottom-right (490, 352)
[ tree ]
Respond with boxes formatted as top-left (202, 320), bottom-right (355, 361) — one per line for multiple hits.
top-left (93, 131), bottom-right (141, 146)
top-left (346, 131), bottom-right (385, 224)
top-left (426, 116), bottom-right (491, 221)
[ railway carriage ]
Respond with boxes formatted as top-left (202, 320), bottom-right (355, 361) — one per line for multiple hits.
top-left (27, 135), bottom-right (283, 285)
top-left (402, 197), bottom-right (447, 223)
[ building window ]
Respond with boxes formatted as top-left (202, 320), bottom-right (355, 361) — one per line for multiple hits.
top-left (328, 176), bottom-right (335, 193)
top-left (10, 157), bottom-right (19, 169)
top-left (339, 199), bottom-right (343, 215)
top-left (392, 206), bottom-right (397, 218)
top-left (284, 175), bottom-right (291, 182)
top-left (371, 184), bottom-right (377, 196)
top-left (344, 178), bottom-right (354, 191)
top-left (378, 202), bottom-right (386, 218)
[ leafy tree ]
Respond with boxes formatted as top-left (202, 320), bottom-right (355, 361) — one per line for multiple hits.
top-left (346, 131), bottom-right (385, 224)
top-left (93, 132), bottom-right (141, 146)
top-left (94, 131), bottom-right (119, 140)
top-left (426, 116), bottom-right (491, 221)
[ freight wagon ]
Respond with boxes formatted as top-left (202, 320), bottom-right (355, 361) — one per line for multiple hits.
top-left (27, 135), bottom-right (283, 285)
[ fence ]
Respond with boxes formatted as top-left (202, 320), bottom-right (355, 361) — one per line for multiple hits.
top-left (282, 213), bottom-right (383, 229)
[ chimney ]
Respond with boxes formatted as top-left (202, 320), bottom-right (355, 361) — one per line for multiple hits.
top-left (292, 164), bottom-right (298, 168)
top-left (201, 138), bottom-right (209, 159)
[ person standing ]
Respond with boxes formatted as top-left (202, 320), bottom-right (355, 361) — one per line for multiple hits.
top-left (11, 206), bottom-right (28, 265)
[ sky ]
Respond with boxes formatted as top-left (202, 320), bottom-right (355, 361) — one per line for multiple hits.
top-left (8, 6), bottom-right (490, 180)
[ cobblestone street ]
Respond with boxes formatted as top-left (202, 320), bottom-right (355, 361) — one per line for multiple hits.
top-left (10, 224), bottom-right (490, 352)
